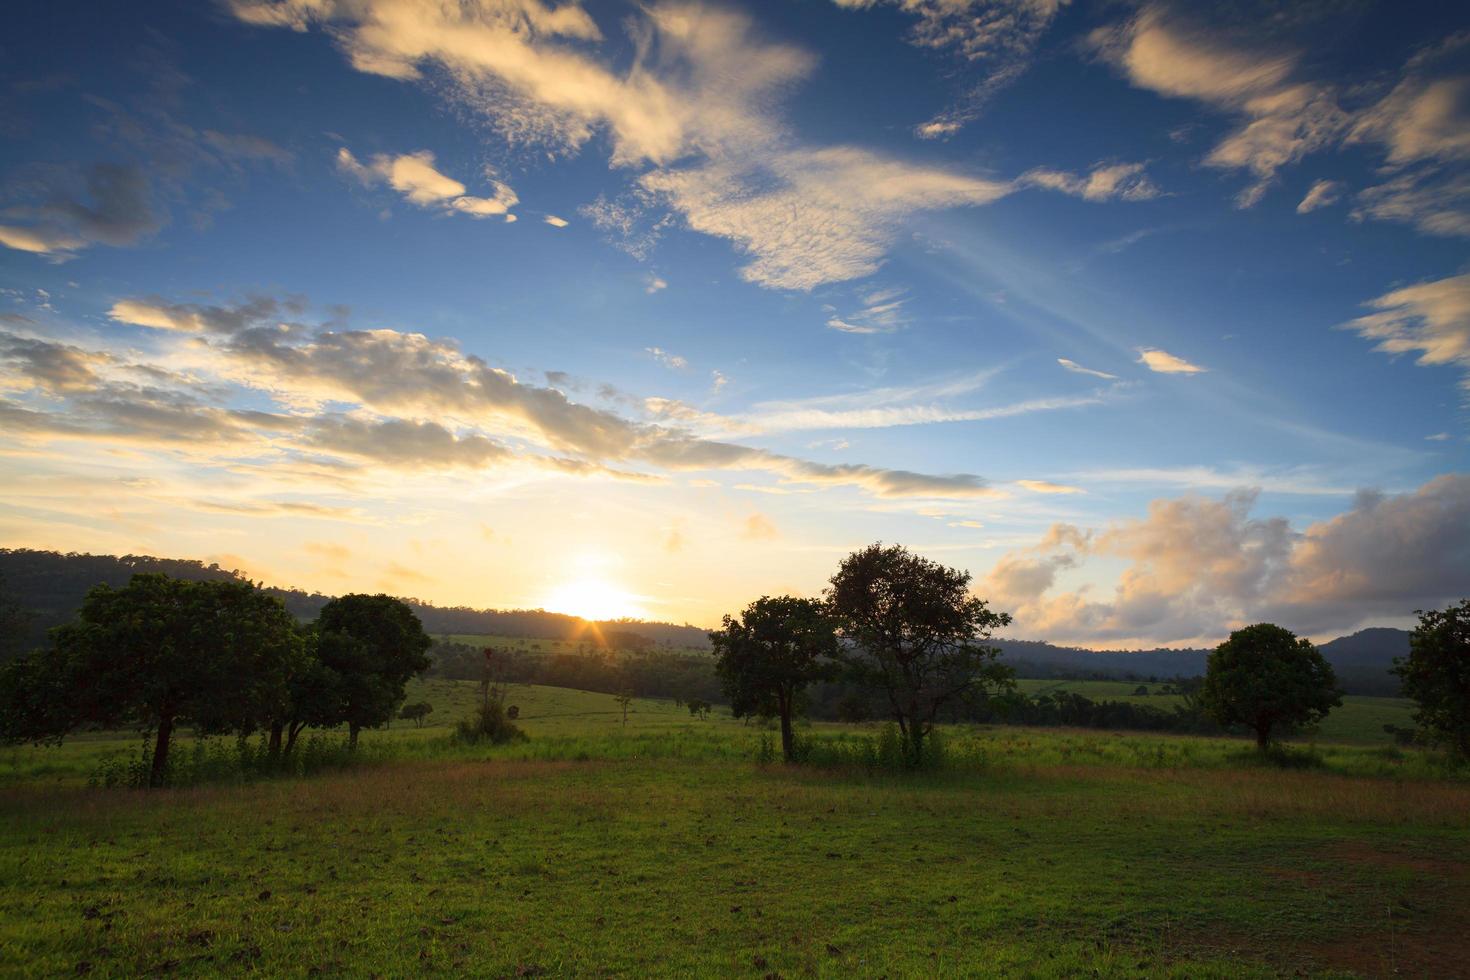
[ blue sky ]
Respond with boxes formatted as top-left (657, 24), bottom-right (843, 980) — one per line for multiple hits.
top-left (1, 0), bottom-right (1467, 645)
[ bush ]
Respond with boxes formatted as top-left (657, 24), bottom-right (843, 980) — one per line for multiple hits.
top-left (454, 699), bottom-right (527, 746)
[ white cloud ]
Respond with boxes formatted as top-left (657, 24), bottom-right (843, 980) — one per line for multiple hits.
top-left (1057, 357), bottom-right (1117, 380)
top-left (1015, 479), bottom-right (1083, 494)
top-left (337, 147), bottom-right (518, 219)
top-left (835, 0), bottom-right (1069, 137)
top-left (1136, 347), bottom-right (1206, 374)
top-left (1344, 272), bottom-right (1470, 394)
top-left (1296, 179), bottom-right (1342, 214)
top-left (1020, 162), bottom-right (1162, 202)
top-left (91, 293), bottom-right (1011, 500)
top-left (642, 146), bottom-right (1011, 290)
top-left (644, 274), bottom-right (668, 294)
top-left (983, 476), bottom-right (1470, 643)
top-left (1091, 8), bottom-right (1470, 218)
top-left (645, 346), bottom-right (688, 370)
top-left (544, 215), bottom-right (569, 227)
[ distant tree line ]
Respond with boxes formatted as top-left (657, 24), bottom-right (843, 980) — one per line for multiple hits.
top-left (0, 549), bottom-right (711, 655)
top-left (0, 575), bottom-right (431, 786)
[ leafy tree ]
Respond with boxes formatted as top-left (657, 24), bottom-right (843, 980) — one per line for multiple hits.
top-left (0, 574), bottom-right (32, 661)
top-left (0, 575), bottom-right (299, 786)
top-left (399, 701), bottom-right (434, 727)
top-left (710, 596), bottom-right (837, 762)
top-left (315, 594), bottom-right (431, 750)
top-left (1393, 600), bottom-right (1470, 759)
top-left (1200, 623), bottom-right (1340, 751)
top-left (827, 543), bottom-right (1014, 766)
top-left (614, 690), bottom-right (633, 728)
top-left (686, 697), bottom-right (711, 720)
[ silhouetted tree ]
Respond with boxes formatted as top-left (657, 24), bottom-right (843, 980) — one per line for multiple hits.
top-left (0, 574), bottom-right (32, 661)
top-left (686, 698), bottom-right (711, 720)
top-left (1394, 600), bottom-right (1470, 759)
top-left (614, 689), bottom-right (633, 728)
top-left (315, 594), bottom-right (431, 750)
top-left (711, 596), bottom-right (837, 762)
top-left (0, 575), bottom-right (300, 785)
top-left (1201, 623), bottom-right (1340, 751)
top-left (827, 543), bottom-right (1013, 766)
top-left (399, 701), bottom-right (434, 727)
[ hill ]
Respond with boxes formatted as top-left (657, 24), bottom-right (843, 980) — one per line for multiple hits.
top-left (0, 549), bottom-right (711, 655)
top-left (0, 548), bottom-right (1409, 692)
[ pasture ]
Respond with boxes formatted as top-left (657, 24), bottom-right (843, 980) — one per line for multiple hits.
top-left (1, 683), bottom-right (1464, 977)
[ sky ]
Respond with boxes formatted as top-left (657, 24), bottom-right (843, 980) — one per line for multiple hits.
top-left (0, 0), bottom-right (1467, 647)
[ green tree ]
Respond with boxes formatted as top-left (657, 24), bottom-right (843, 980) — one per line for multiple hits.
top-left (614, 689), bottom-right (633, 728)
top-left (314, 594), bottom-right (431, 750)
top-left (1394, 600), bottom-right (1470, 759)
top-left (827, 543), bottom-right (1013, 766)
top-left (1200, 623), bottom-right (1340, 751)
top-left (686, 697), bottom-right (712, 720)
top-left (399, 701), bottom-right (434, 727)
top-left (0, 574), bottom-right (32, 661)
top-left (710, 596), bottom-right (837, 762)
top-left (0, 575), bottom-right (299, 786)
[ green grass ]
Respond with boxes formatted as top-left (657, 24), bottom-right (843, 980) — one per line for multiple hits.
top-left (1015, 679), bottom-right (1414, 745)
top-left (2, 743), bottom-right (1467, 977)
top-left (1, 679), bottom-right (1467, 976)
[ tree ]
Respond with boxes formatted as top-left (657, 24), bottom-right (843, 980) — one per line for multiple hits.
top-left (1200, 623), bottom-right (1340, 751)
top-left (0, 574), bottom-right (32, 661)
top-left (315, 594), bottom-right (431, 750)
top-left (0, 575), bottom-right (299, 786)
top-left (710, 596), bottom-right (837, 762)
top-left (826, 544), bottom-right (1014, 766)
top-left (1394, 600), bottom-right (1470, 759)
top-left (614, 689), bottom-right (633, 728)
top-left (686, 697), bottom-right (712, 720)
top-left (399, 701), bottom-right (434, 727)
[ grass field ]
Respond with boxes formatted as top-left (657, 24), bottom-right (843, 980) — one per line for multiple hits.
top-left (1, 681), bottom-right (1464, 977)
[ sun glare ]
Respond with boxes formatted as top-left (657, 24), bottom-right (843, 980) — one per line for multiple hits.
top-left (543, 577), bottom-right (645, 621)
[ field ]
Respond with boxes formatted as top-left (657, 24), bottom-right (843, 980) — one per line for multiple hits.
top-left (2, 683), bottom-right (1466, 977)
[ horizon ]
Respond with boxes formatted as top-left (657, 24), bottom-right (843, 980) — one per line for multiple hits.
top-left (2, 0), bottom-right (1468, 648)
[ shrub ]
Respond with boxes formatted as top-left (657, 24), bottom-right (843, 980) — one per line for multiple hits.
top-left (455, 699), bottom-right (526, 745)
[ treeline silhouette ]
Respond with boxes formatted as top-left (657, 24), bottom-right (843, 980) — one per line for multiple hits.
top-left (427, 641), bottom-right (1221, 736)
top-left (0, 549), bottom-right (711, 654)
top-left (0, 549), bottom-right (1406, 696)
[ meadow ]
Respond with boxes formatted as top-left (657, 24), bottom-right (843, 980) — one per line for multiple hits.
top-left (1, 679), bottom-right (1467, 978)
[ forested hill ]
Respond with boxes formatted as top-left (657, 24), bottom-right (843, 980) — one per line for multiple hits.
top-left (0, 549), bottom-right (1409, 692)
top-left (990, 630), bottom-right (1408, 694)
top-left (0, 549), bottom-right (712, 654)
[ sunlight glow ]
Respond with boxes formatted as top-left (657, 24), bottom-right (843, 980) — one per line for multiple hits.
top-left (543, 576), bottom-right (646, 621)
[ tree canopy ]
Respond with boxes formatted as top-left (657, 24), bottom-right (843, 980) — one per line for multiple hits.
top-left (315, 593), bottom-right (432, 749)
top-left (1200, 623), bottom-right (1340, 750)
top-left (1394, 599), bottom-right (1470, 758)
top-left (827, 543), bottom-right (1013, 765)
top-left (711, 595), bottom-right (838, 762)
top-left (0, 575), bottom-right (300, 785)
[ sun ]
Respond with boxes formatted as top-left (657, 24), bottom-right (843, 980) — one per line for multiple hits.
top-left (543, 576), bottom-right (645, 621)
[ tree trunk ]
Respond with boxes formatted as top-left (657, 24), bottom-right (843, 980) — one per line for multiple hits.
top-left (778, 691), bottom-right (794, 763)
top-left (349, 723), bottom-right (360, 752)
top-left (268, 723), bottom-right (283, 757)
top-left (1254, 721), bottom-right (1271, 752)
top-left (286, 722), bottom-right (305, 756)
top-left (150, 714), bottom-right (174, 788)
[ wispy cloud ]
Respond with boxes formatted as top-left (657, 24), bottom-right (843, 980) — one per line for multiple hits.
top-left (1057, 357), bottom-right (1117, 380)
top-left (1344, 271), bottom-right (1470, 395)
top-left (1296, 178), bottom-right (1342, 214)
top-left (336, 147), bottom-right (517, 220)
top-left (1136, 347), bottom-right (1206, 375)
